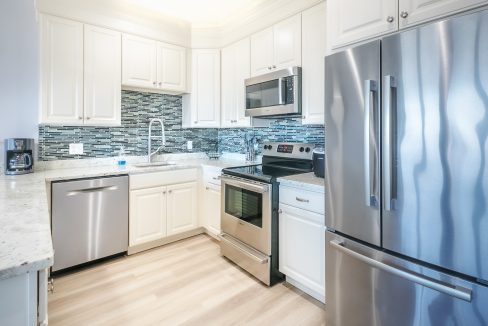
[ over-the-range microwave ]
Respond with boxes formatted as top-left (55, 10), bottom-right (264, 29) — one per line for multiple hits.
top-left (245, 66), bottom-right (301, 118)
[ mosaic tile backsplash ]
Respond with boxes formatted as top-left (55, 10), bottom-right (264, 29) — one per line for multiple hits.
top-left (38, 90), bottom-right (324, 161)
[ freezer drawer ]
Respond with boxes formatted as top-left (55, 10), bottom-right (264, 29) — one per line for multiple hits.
top-left (51, 175), bottom-right (129, 272)
top-left (326, 232), bottom-right (488, 326)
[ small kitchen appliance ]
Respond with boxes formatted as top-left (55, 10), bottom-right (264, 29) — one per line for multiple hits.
top-left (312, 148), bottom-right (325, 178)
top-left (4, 138), bottom-right (34, 175)
top-left (220, 142), bottom-right (314, 285)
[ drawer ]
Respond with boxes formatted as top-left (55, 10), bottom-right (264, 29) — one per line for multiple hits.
top-left (279, 185), bottom-right (325, 215)
top-left (130, 168), bottom-right (197, 190)
top-left (202, 166), bottom-right (222, 186)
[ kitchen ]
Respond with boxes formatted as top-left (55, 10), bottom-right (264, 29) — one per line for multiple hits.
top-left (0, 0), bottom-right (487, 325)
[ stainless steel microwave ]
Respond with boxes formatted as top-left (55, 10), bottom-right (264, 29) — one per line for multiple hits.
top-left (245, 66), bottom-right (302, 118)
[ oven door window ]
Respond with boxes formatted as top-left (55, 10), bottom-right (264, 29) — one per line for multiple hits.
top-left (225, 184), bottom-right (263, 228)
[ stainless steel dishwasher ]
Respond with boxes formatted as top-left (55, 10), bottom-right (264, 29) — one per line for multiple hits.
top-left (51, 175), bottom-right (129, 272)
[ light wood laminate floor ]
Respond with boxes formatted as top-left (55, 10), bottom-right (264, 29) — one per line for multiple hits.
top-left (49, 234), bottom-right (326, 325)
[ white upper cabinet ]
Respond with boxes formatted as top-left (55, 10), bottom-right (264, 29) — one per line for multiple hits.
top-left (302, 2), bottom-right (327, 125)
top-left (122, 34), bottom-right (158, 89)
top-left (328, 0), bottom-right (398, 49)
top-left (184, 49), bottom-right (221, 128)
top-left (398, 0), bottom-right (488, 28)
top-left (250, 13), bottom-right (302, 77)
top-left (221, 38), bottom-right (251, 128)
top-left (83, 25), bottom-right (121, 126)
top-left (157, 43), bottom-right (186, 92)
top-left (122, 34), bottom-right (187, 93)
top-left (273, 14), bottom-right (302, 70)
top-left (40, 15), bottom-right (84, 124)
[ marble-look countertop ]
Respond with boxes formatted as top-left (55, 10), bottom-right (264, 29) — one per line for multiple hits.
top-left (0, 156), bottom-right (248, 281)
top-left (277, 172), bottom-right (325, 193)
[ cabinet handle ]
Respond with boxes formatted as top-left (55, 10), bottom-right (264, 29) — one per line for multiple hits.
top-left (48, 277), bottom-right (54, 293)
top-left (386, 16), bottom-right (395, 23)
top-left (400, 11), bottom-right (408, 19)
top-left (212, 176), bottom-right (221, 180)
top-left (296, 197), bottom-right (310, 203)
top-left (194, 121), bottom-right (198, 124)
top-left (272, 65), bottom-right (276, 69)
top-left (168, 190), bottom-right (172, 194)
top-left (158, 82), bottom-right (162, 87)
top-left (278, 209), bottom-right (283, 214)
top-left (302, 116), bottom-right (306, 119)
top-left (78, 116), bottom-right (83, 120)
top-left (86, 117), bottom-right (91, 120)
top-left (162, 191), bottom-right (166, 194)
top-left (206, 187), bottom-right (209, 190)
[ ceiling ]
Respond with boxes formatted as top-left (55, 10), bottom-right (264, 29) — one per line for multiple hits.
top-left (121, 0), bottom-right (269, 27)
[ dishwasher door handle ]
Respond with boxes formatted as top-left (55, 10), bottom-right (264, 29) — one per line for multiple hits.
top-left (67, 185), bottom-right (118, 196)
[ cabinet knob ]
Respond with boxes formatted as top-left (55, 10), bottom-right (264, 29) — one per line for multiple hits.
top-left (158, 82), bottom-right (162, 87)
top-left (153, 81), bottom-right (157, 86)
top-left (302, 116), bottom-right (306, 119)
top-left (78, 116), bottom-right (83, 120)
top-left (278, 209), bottom-right (283, 214)
top-left (386, 16), bottom-right (395, 23)
top-left (162, 191), bottom-right (166, 194)
top-left (194, 121), bottom-right (198, 124)
top-left (86, 117), bottom-right (91, 120)
top-left (272, 65), bottom-right (276, 69)
top-left (400, 11), bottom-right (408, 19)
top-left (168, 190), bottom-right (172, 194)
top-left (206, 187), bottom-right (209, 190)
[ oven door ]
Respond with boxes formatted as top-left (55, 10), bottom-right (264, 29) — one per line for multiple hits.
top-left (221, 175), bottom-right (272, 255)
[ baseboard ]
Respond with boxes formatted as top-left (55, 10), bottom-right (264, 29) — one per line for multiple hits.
top-left (203, 228), bottom-right (221, 241)
top-left (128, 227), bottom-right (206, 255)
top-left (286, 276), bottom-right (325, 304)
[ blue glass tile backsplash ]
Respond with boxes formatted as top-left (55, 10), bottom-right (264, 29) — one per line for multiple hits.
top-left (38, 90), bottom-right (324, 161)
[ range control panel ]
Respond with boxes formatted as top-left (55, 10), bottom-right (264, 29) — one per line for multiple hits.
top-left (262, 142), bottom-right (315, 160)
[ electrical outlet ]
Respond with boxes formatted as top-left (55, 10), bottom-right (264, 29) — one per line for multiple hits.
top-left (69, 143), bottom-right (84, 155)
top-left (187, 141), bottom-right (193, 150)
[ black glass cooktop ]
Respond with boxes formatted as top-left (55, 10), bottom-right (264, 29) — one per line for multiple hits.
top-left (222, 164), bottom-right (309, 183)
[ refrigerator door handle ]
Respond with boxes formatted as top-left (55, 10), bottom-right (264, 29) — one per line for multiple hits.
top-left (329, 240), bottom-right (473, 302)
top-left (363, 80), bottom-right (378, 207)
top-left (383, 75), bottom-right (396, 211)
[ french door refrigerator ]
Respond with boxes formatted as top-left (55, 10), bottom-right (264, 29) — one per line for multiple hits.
top-left (325, 9), bottom-right (488, 326)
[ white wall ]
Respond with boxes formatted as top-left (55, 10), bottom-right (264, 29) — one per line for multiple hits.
top-left (0, 0), bottom-right (40, 166)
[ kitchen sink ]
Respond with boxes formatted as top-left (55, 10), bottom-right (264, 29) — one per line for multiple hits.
top-left (133, 162), bottom-right (176, 168)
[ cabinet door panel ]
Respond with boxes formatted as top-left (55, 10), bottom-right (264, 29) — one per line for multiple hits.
top-left (84, 25), bottom-right (121, 126)
top-left (122, 34), bottom-right (157, 89)
top-left (167, 182), bottom-right (198, 235)
top-left (157, 43), bottom-right (186, 92)
top-left (129, 187), bottom-right (166, 246)
top-left (273, 14), bottom-right (302, 70)
top-left (279, 204), bottom-right (325, 297)
top-left (328, 0), bottom-right (398, 49)
top-left (203, 183), bottom-right (221, 236)
top-left (399, 0), bottom-right (488, 28)
top-left (250, 27), bottom-right (274, 77)
top-left (40, 15), bottom-right (83, 124)
top-left (302, 2), bottom-right (327, 125)
top-left (220, 45), bottom-right (235, 128)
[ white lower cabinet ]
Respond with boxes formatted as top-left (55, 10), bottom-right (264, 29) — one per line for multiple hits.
top-left (129, 170), bottom-right (199, 251)
top-left (202, 183), bottom-right (221, 238)
top-left (167, 182), bottom-right (198, 235)
top-left (279, 187), bottom-right (325, 303)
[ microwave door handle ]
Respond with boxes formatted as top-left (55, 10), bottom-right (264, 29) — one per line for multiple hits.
top-left (278, 77), bottom-right (285, 105)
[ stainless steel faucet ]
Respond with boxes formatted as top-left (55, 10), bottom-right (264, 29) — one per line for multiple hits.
top-left (148, 118), bottom-right (166, 163)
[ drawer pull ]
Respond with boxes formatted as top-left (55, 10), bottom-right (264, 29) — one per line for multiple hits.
top-left (296, 197), bottom-right (310, 203)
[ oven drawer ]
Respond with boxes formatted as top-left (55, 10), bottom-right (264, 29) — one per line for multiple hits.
top-left (280, 186), bottom-right (325, 215)
top-left (220, 233), bottom-right (271, 285)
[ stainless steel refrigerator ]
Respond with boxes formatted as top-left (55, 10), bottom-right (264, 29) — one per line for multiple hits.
top-left (324, 9), bottom-right (488, 326)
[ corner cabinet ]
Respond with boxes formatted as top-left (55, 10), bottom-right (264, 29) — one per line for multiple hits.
top-left (182, 49), bottom-right (221, 128)
top-left (122, 34), bottom-right (187, 93)
top-left (40, 14), bottom-right (121, 126)
top-left (250, 14), bottom-right (302, 77)
top-left (221, 38), bottom-right (251, 128)
top-left (301, 2), bottom-right (327, 125)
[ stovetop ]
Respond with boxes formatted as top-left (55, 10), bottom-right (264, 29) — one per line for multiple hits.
top-left (222, 164), bottom-right (309, 183)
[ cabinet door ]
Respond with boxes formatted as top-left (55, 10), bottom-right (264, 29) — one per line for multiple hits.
top-left (273, 14), bottom-right (302, 70)
top-left (399, 0), bottom-right (488, 28)
top-left (302, 2), bottom-right (327, 125)
top-left (129, 187), bottom-right (167, 246)
top-left (250, 27), bottom-right (274, 77)
top-left (122, 34), bottom-right (157, 89)
top-left (279, 204), bottom-right (325, 301)
top-left (190, 50), bottom-right (221, 128)
top-left (84, 25), bottom-right (121, 126)
top-left (328, 0), bottom-right (398, 49)
top-left (157, 43), bottom-right (186, 92)
top-left (167, 182), bottom-right (198, 235)
top-left (40, 15), bottom-right (83, 124)
top-left (221, 38), bottom-right (251, 128)
top-left (203, 183), bottom-right (221, 237)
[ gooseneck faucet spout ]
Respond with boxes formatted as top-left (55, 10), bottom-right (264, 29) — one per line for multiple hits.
top-left (148, 118), bottom-right (166, 163)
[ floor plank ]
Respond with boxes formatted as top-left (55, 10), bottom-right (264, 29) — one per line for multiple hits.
top-left (49, 234), bottom-right (326, 325)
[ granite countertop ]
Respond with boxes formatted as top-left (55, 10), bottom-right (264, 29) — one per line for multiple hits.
top-left (277, 172), bottom-right (325, 193)
top-left (0, 156), bottom-right (247, 281)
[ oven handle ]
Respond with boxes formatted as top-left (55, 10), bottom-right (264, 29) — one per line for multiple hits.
top-left (221, 234), bottom-right (269, 264)
top-left (221, 175), bottom-right (269, 194)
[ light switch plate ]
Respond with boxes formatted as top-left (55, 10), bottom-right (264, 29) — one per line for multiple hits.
top-left (187, 141), bottom-right (193, 150)
top-left (69, 143), bottom-right (84, 155)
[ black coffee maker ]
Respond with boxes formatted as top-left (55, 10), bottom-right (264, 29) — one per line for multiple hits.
top-left (4, 138), bottom-right (34, 175)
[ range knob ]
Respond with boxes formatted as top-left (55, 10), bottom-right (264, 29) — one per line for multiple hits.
top-left (299, 147), bottom-right (305, 152)
top-left (268, 145), bottom-right (273, 150)
top-left (264, 145), bottom-right (269, 150)
top-left (305, 147), bottom-right (311, 153)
